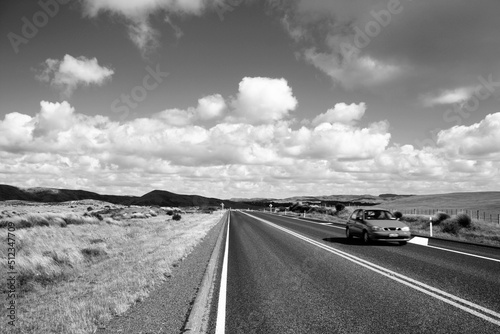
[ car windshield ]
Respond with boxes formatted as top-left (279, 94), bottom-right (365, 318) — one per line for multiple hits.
top-left (364, 210), bottom-right (395, 220)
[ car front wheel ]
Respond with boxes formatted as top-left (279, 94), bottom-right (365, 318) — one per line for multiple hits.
top-left (346, 228), bottom-right (353, 239)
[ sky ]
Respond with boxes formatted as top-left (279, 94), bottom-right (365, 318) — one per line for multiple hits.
top-left (1, 0), bottom-right (500, 199)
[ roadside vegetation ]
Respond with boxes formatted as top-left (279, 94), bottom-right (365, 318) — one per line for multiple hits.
top-left (398, 212), bottom-right (500, 246)
top-left (0, 205), bottom-right (221, 334)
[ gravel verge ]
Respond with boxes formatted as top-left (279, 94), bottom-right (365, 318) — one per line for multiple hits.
top-left (95, 216), bottom-right (225, 334)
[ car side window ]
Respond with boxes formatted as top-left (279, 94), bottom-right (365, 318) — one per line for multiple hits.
top-left (350, 211), bottom-right (358, 220)
top-left (356, 210), bottom-right (364, 220)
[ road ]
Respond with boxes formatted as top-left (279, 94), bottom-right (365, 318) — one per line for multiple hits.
top-left (208, 210), bottom-right (500, 333)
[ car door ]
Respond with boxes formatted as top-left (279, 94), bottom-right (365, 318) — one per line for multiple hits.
top-left (350, 209), bottom-right (363, 236)
top-left (347, 210), bottom-right (358, 236)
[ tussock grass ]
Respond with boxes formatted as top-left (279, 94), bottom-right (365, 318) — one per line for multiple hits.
top-left (0, 211), bottom-right (221, 334)
top-left (0, 212), bottom-right (101, 229)
top-left (400, 214), bottom-right (500, 246)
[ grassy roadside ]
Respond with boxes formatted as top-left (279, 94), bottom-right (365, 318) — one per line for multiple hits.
top-left (0, 207), bottom-right (221, 334)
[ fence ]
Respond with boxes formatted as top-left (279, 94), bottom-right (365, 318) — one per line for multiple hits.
top-left (395, 208), bottom-right (500, 224)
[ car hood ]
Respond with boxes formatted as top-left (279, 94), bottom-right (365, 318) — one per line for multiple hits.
top-left (366, 219), bottom-right (408, 228)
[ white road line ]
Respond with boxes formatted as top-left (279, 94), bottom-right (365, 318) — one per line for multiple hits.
top-left (423, 244), bottom-right (500, 263)
top-left (243, 212), bottom-right (500, 327)
top-left (215, 213), bottom-right (230, 334)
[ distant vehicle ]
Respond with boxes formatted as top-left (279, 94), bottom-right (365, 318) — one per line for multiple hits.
top-left (346, 208), bottom-right (411, 245)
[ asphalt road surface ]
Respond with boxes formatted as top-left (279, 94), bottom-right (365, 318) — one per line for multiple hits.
top-left (208, 210), bottom-right (500, 334)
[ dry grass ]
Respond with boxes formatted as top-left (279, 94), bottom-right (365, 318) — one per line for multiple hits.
top-left (400, 214), bottom-right (500, 247)
top-left (0, 204), bottom-right (221, 334)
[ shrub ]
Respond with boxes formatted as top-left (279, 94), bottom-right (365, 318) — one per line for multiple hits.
top-left (335, 203), bottom-right (345, 212)
top-left (433, 212), bottom-right (450, 225)
top-left (454, 213), bottom-right (472, 228)
top-left (167, 210), bottom-right (174, 216)
top-left (87, 206), bottom-right (93, 211)
top-left (172, 213), bottom-right (182, 221)
top-left (394, 211), bottom-right (403, 219)
top-left (440, 219), bottom-right (461, 234)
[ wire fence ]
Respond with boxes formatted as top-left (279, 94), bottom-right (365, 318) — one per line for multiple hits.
top-left (394, 208), bottom-right (500, 224)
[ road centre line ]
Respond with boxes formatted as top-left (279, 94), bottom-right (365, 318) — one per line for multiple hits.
top-left (275, 213), bottom-right (500, 262)
top-left (215, 213), bottom-right (230, 334)
top-left (242, 212), bottom-right (500, 327)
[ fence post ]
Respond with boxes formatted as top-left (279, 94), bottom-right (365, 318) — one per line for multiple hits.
top-left (477, 210), bottom-right (479, 220)
top-left (429, 217), bottom-right (433, 237)
top-left (498, 214), bottom-right (500, 225)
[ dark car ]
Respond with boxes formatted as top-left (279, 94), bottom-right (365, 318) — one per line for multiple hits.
top-left (346, 208), bottom-right (411, 245)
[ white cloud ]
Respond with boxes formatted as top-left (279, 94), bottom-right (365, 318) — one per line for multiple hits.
top-left (422, 86), bottom-right (476, 107)
top-left (312, 102), bottom-right (366, 125)
top-left (37, 55), bottom-right (114, 98)
top-left (229, 77), bottom-right (298, 124)
top-left (437, 112), bottom-right (500, 158)
top-left (304, 49), bottom-right (402, 89)
top-left (196, 94), bottom-right (226, 120)
top-left (281, 121), bottom-right (391, 160)
top-left (2, 78), bottom-right (500, 197)
top-left (80, 0), bottom-right (206, 54)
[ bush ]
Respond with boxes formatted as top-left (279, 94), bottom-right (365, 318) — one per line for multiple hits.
top-left (335, 203), bottom-right (345, 212)
top-left (454, 213), bottom-right (472, 228)
top-left (440, 219), bottom-right (461, 234)
top-left (172, 213), bottom-right (182, 221)
top-left (394, 211), bottom-right (403, 219)
top-left (166, 210), bottom-right (174, 216)
top-left (433, 212), bottom-right (450, 225)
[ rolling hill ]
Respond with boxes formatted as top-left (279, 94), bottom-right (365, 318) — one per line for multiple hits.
top-left (0, 184), bottom-right (253, 209)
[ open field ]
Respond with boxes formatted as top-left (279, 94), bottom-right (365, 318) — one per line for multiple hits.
top-left (0, 201), bottom-right (221, 334)
top-left (382, 191), bottom-right (500, 212)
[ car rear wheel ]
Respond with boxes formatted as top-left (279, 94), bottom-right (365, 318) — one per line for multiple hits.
top-left (346, 228), bottom-right (353, 239)
top-left (362, 231), bottom-right (370, 244)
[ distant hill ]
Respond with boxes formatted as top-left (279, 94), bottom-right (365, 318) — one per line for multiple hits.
top-left (0, 184), bottom-right (253, 209)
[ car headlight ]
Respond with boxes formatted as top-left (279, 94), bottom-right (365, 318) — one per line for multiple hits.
top-left (401, 226), bottom-right (410, 232)
top-left (370, 225), bottom-right (382, 231)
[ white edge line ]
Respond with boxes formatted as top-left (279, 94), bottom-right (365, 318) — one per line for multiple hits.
top-left (215, 213), bottom-right (230, 334)
top-left (423, 244), bottom-right (500, 263)
top-left (243, 212), bottom-right (500, 326)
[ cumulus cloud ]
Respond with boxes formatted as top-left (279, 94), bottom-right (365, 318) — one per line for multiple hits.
top-left (196, 94), bottom-right (227, 120)
top-left (33, 101), bottom-right (76, 138)
top-left (2, 78), bottom-right (500, 197)
top-left (36, 55), bottom-right (114, 98)
top-left (312, 102), bottom-right (366, 125)
top-left (437, 112), bottom-right (500, 158)
top-left (229, 77), bottom-right (298, 124)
